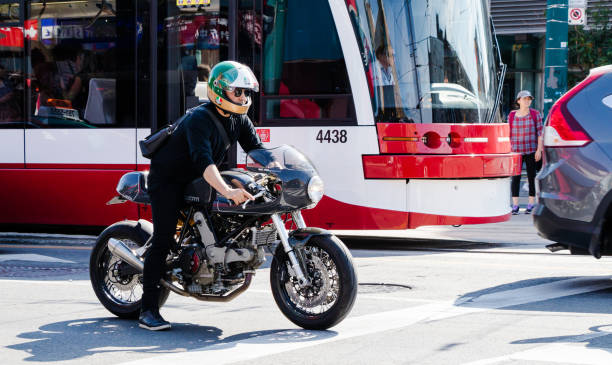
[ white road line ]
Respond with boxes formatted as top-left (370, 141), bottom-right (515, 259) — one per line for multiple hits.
top-left (0, 279), bottom-right (90, 285)
top-left (119, 276), bottom-right (612, 365)
top-left (0, 253), bottom-right (75, 264)
top-left (463, 333), bottom-right (612, 365)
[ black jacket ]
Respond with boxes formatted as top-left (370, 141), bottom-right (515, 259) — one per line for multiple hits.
top-left (149, 103), bottom-right (262, 189)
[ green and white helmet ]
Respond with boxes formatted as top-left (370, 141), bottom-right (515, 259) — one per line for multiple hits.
top-left (207, 61), bottom-right (259, 115)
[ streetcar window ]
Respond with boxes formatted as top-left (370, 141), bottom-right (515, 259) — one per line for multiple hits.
top-left (346, 0), bottom-right (499, 124)
top-left (24, 0), bottom-right (142, 129)
top-left (157, 1), bottom-right (229, 126)
top-left (0, 2), bottom-right (19, 25)
top-left (0, 51), bottom-right (23, 128)
top-left (0, 1), bottom-right (24, 129)
top-left (259, 0), bottom-right (355, 125)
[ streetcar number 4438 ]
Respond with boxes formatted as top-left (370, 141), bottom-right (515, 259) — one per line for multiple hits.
top-left (316, 129), bottom-right (347, 143)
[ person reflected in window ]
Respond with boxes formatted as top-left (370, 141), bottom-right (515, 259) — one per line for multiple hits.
top-left (374, 45), bottom-right (394, 86)
top-left (181, 46), bottom-right (198, 97)
top-left (0, 64), bottom-right (20, 123)
top-left (195, 64), bottom-right (211, 100)
top-left (53, 43), bottom-right (89, 114)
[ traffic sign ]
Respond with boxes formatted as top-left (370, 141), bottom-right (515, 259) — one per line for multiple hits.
top-left (568, 8), bottom-right (586, 25)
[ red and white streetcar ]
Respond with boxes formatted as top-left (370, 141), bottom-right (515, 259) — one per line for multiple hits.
top-left (0, 0), bottom-right (519, 231)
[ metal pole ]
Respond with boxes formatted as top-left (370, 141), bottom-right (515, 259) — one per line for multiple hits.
top-left (150, 0), bottom-right (158, 130)
top-left (543, 0), bottom-right (569, 119)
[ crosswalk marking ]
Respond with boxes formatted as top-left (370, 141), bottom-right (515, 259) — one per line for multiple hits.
top-left (0, 253), bottom-right (75, 264)
top-left (120, 276), bottom-right (612, 365)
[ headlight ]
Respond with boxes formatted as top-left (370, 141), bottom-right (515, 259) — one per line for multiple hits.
top-left (307, 176), bottom-right (324, 204)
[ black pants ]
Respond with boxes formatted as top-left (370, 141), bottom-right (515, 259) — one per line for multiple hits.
top-left (511, 152), bottom-right (539, 198)
top-left (141, 172), bottom-right (213, 313)
top-left (141, 180), bottom-right (185, 313)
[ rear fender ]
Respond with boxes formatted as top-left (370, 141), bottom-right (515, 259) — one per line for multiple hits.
top-left (588, 189), bottom-right (612, 258)
top-left (102, 219), bottom-right (154, 244)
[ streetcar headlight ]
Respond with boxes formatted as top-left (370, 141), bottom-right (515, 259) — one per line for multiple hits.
top-left (307, 176), bottom-right (324, 204)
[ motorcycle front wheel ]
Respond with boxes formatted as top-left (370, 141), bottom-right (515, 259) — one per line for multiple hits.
top-left (270, 234), bottom-right (357, 330)
top-left (89, 222), bottom-right (170, 319)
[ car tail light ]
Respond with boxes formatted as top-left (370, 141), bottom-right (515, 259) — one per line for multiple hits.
top-left (543, 73), bottom-right (603, 148)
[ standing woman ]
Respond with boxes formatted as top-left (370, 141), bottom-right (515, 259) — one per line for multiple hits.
top-left (509, 90), bottom-right (543, 215)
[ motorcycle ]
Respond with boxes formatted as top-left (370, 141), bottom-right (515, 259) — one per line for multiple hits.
top-left (89, 145), bottom-right (357, 330)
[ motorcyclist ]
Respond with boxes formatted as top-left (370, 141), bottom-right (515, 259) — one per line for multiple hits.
top-left (139, 61), bottom-right (263, 331)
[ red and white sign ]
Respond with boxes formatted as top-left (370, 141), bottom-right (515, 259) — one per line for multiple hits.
top-left (256, 128), bottom-right (270, 143)
top-left (569, 8), bottom-right (585, 25)
top-left (568, 0), bottom-right (586, 26)
top-left (0, 20), bottom-right (38, 48)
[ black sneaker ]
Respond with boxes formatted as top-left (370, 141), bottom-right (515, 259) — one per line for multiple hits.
top-left (139, 310), bottom-right (171, 331)
top-left (525, 204), bottom-right (534, 214)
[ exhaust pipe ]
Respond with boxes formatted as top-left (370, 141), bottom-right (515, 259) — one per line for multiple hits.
top-left (546, 243), bottom-right (568, 253)
top-left (107, 238), bottom-right (144, 272)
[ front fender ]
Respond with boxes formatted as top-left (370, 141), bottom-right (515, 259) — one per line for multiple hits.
top-left (273, 227), bottom-right (333, 257)
top-left (289, 227), bottom-right (333, 248)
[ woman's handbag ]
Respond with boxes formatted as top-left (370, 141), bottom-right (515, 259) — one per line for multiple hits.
top-left (139, 115), bottom-right (187, 159)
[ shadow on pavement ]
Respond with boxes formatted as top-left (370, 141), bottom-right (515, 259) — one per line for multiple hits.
top-left (342, 236), bottom-right (508, 257)
top-left (455, 276), bottom-right (612, 315)
top-left (511, 324), bottom-right (612, 356)
top-left (7, 317), bottom-right (336, 362)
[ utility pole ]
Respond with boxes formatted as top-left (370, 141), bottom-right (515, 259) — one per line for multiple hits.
top-left (543, 0), bottom-right (569, 119)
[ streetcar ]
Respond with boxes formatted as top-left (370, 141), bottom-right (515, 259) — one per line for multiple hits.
top-left (0, 0), bottom-right (519, 231)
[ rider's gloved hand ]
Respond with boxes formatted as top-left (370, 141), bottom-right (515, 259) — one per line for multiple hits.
top-left (224, 188), bottom-right (254, 205)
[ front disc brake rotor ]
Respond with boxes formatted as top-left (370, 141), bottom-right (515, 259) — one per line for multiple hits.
top-left (285, 248), bottom-right (335, 309)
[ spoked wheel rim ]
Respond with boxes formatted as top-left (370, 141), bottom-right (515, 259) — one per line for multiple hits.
top-left (282, 245), bottom-right (340, 316)
top-left (97, 238), bottom-right (143, 305)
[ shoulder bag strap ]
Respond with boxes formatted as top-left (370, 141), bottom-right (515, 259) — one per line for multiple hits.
top-left (202, 106), bottom-right (231, 152)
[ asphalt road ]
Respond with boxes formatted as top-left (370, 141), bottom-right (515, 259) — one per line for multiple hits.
top-left (2, 214), bottom-right (612, 365)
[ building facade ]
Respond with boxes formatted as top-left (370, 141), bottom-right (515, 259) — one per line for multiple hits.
top-left (490, 0), bottom-right (612, 118)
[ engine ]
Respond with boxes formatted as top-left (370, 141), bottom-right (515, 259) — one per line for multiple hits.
top-left (173, 223), bottom-right (273, 295)
top-left (176, 244), bottom-right (215, 294)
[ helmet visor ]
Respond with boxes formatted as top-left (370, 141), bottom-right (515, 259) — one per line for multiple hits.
top-left (221, 66), bottom-right (260, 92)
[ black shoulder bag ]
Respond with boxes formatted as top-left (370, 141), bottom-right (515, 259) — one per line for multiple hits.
top-left (139, 104), bottom-right (230, 159)
top-left (139, 115), bottom-right (188, 159)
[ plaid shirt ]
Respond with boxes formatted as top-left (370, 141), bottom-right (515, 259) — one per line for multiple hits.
top-left (509, 109), bottom-right (543, 154)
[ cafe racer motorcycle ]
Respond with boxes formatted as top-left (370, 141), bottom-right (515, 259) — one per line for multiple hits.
top-left (89, 145), bottom-right (357, 330)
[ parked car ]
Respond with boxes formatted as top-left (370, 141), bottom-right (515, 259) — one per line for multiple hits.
top-left (534, 65), bottom-right (612, 258)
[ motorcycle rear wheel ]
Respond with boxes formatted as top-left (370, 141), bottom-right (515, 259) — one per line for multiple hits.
top-left (270, 234), bottom-right (357, 330)
top-left (89, 222), bottom-right (169, 319)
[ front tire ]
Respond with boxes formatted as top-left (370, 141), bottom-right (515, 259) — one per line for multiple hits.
top-left (89, 222), bottom-right (169, 319)
top-left (270, 234), bottom-right (357, 330)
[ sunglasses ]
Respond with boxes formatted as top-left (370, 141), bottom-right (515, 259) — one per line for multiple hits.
top-left (233, 88), bottom-right (251, 98)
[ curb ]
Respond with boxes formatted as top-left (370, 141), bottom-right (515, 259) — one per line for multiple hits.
top-left (0, 232), bottom-right (96, 246)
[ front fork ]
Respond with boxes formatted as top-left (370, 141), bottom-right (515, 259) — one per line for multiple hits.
top-left (271, 211), bottom-right (310, 286)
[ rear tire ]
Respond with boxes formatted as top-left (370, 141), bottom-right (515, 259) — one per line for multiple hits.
top-left (89, 222), bottom-right (169, 319)
top-left (270, 234), bottom-right (357, 330)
